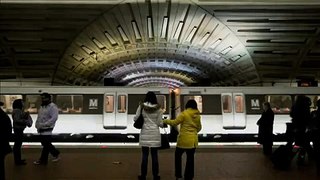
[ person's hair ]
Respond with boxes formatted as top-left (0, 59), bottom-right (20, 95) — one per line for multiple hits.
top-left (263, 102), bottom-right (271, 109)
top-left (41, 92), bottom-right (51, 100)
top-left (144, 91), bottom-right (158, 104)
top-left (13, 99), bottom-right (23, 109)
top-left (185, 99), bottom-right (198, 110)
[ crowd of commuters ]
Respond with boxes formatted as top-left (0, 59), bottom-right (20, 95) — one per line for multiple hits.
top-left (2, 91), bottom-right (320, 180)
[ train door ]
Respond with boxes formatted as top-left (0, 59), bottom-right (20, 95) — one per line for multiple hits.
top-left (221, 93), bottom-right (246, 129)
top-left (103, 93), bottom-right (127, 129)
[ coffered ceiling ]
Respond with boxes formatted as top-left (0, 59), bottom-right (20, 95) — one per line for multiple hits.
top-left (1, 0), bottom-right (320, 87)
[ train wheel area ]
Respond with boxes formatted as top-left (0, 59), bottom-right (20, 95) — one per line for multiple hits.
top-left (5, 147), bottom-right (318, 180)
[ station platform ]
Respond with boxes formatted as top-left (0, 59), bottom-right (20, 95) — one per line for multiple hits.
top-left (4, 144), bottom-right (319, 180)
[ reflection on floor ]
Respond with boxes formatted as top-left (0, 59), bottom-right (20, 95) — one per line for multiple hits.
top-left (5, 146), bottom-right (319, 180)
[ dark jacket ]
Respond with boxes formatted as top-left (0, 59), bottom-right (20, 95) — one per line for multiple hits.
top-left (257, 108), bottom-right (274, 145)
top-left (0, 108), bottom-right (12, 156)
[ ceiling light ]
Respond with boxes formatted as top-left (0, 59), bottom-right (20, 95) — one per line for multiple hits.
top-left (210, 38), bottom-right (222, 49)
top-left (104, 31), bottom-right (117, 45)
top-left (160, 16), bottom-right (168, 39)
top-left (198, 32), bottom-right (210, 45)
top-left (173, 21), bottom-right (184, 40)
top-left (117, 26), bottom-right (129, 42)
top-left (220, 46), bottom-right (233, 55)
top-left (131, 21), bottom-right (142, 40)
top-left (186, 26), bottom-right (197, 42)
top-left (147, 16), bottom-right (154, 39)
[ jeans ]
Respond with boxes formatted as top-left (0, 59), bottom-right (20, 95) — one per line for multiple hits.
top-left (39, 135), bottom-right (60, 163)
top-left (141, 147), bottom-right (159, 177)
top-left (175, 147), bottom-right (196, 180)
top-left (13, 128), bottom-right (24, 163)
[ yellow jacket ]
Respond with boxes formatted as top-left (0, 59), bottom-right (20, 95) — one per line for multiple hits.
top-left (163, 108), bottom-right (201, 149)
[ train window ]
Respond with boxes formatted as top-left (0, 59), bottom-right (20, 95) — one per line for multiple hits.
top-left (234, 95), bottom-right (244, 113)
top-left (25, 95), bottom-right (42, 114)
top-left (117, 95), bottom-right (126, 113)
top-left (265, 95), bottom-right (291, 114)
top-left (0, 95), bottom-right (23, 113)
top-left (183, 95), bottom-right (202, 113)
top-left (156, 95), bottom-right (167, 112)
top-left (222, 95), bottom-right (232, 113)
top-left (105, 95), bottom-right (114, 113)
top-left (56, 95), bottom-right (83, 114)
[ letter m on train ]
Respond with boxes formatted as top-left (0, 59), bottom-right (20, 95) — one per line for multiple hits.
top-left (251, 99), bottom-right (260, 110)
top-left (89, 99), bottom-right (98, 109)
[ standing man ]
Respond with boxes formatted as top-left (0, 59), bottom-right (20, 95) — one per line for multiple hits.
top-left (0, 101), bottom-right (12, 180)
top-left (34, 93), bottom-right (60, 165)
top-left (257, 102), bottom-right (275, 156)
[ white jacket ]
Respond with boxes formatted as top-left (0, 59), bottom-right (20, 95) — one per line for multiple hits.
top-left (134, 102), bottom-right (164, 147)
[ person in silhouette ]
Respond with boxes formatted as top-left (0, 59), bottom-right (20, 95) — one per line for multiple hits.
top-left (257, 102), bottom-right (274, 156)
top-left (0, 101), bottom-right (13, 180)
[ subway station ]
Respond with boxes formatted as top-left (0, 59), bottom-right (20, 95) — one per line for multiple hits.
top-left (1, 0), bottom-right (320, 179)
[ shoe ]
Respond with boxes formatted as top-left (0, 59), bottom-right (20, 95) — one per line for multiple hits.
top-left (153, 175), bottom-right (160, 180)
top-left (52, 155), bottom-right (60, 162)
top-left (33, 160), bottom-right (47, 165)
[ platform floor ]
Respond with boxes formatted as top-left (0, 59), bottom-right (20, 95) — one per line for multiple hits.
top-left (4, 145), bottom-right (320, 180)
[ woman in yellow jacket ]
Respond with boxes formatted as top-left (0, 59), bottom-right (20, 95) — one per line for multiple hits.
top-left (163, 99), bottom-right (202, 180)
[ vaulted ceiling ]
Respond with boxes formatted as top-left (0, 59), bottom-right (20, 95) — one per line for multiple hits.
top-left (1, 0), bottom-right (320, 87)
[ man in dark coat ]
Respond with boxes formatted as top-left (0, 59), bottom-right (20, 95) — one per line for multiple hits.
top-left (257, 102), bottom-right (275, 156)
top-left (0, 101), bottom-right (13, 180)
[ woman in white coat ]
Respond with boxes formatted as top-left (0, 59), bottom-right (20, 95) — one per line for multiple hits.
top-left (134, 91), bottom-right (164, 180)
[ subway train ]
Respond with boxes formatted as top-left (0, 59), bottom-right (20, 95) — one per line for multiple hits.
top-left (0, 86), bottom-right (319, 143)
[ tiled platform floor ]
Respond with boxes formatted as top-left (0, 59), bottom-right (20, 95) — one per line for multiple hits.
top-left (4, 145), bottom-right (319, 180)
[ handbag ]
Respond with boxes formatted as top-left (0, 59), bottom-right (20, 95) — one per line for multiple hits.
top-left (133, 106), bottom-right (144, 129)
top-left (159, 129), bottom-right (170, 150)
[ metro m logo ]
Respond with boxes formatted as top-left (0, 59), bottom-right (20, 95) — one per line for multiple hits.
top-left (251, 99), bottom-right (260, 110)
top-left (89, 98), bottom-right (98, 109)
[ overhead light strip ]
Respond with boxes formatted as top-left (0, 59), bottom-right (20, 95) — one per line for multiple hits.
top-left (220, 46), bottom-right (233, 55)
top-left (147, 16), bottom-right (154, 39)
top-left (117, 26), bottom-right (129, 42)
top-left (173, 21), bottom-right (184, 40)
top-left (210, 38), bottom-right (222, 49)
top-left (104, 31), bottom-right (117, 45)
top-left (160, 16), bottom-right (168, 39)
top-left (131, 21), bottom-right (142, 40)
top-left (198, 32), bottom-right (210, 45)
top-left (186, 26), bottom-right (197, 42)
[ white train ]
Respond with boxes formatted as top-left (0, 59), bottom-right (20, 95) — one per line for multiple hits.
top-left (1, 86), bottom-right (319, 142)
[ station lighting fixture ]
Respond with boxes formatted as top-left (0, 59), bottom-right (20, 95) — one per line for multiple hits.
top-left (104, 31), bottom-right (118, 46)
top-left (117, 26), bottom-right (129, 42)
top-left (198, 32), bottom-right (210, 45)
top-left (220, 46), bottom-right (233, 55)
top-left (210, 38), bottom-right (222, 49)
top-left (147, 16), bottom-right (154, 39)
top-left (173, 21), bottom-right (184, 40)
top-left (92, 38), bottom-right (109, 53)
top-left (186, 26), bottom-right (197, 42)
top-left (160, 16), bottom-right (168, 39)
top-left (131, 21), bottom-right (142, 40)
top-left (71, 54), bottom-right (84, 61)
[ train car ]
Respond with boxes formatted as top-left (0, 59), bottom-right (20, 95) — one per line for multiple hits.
top-left (0, 86), bottom-right (319, 142)
top-left (176, 86), bottom-right (320, 142)
top-left (0, 86), bottom-right (171, 141)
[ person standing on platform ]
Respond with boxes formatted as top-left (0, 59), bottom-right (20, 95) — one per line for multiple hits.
top-left (310, 99), bottom-right (320, 175)
top-left (290, 95), bottom-right (313, 165)
top-left (256, 102), bottom-right (275, 156)
top-left (12, 99), bottom-right (33, 165)
top-left (135, 91), bottom-right (164, 180)
top-left (163, 99), bottom-right (202, 180)
top-left (0, 101), bottom-right (13, 180)
top-left (34, 93), bottom-right (60, 165)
